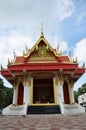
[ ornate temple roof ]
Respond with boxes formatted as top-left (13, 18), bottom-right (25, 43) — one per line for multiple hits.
top-left (13, 36), bottom-right (71, 64)
top-left (0, 29), bottom-right (85, 84)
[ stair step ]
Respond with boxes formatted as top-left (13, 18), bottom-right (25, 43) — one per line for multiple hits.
top-left (27, 105), bottom-right (61, 114)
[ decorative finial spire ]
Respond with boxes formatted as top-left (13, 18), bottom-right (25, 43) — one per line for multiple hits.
top-left (13, 50), bottom-right (16, 58)
top-left (68, 49), bottom-right (71, 56)
top-left (82, 62), bottom-right (85, 68)
top-left (57, 42), bottom-right (60, 53)
top-left (25, 42), bottom-right (28, 54)
top-left (75, 57), bottom-right (78, 63)
top-left (8, 58), bottom-right (10, 65)
top-left (40, 23), bottom-right (44, 37)
top-left (0, 64), bottom-right (2, 70)
top-left (13, 49), bottom-right (16, 63)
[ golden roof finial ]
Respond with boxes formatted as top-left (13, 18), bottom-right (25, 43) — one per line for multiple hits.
top-left (0, 64), bottom-right (2, 70)
top-left (25, 42), bottom-right (28, 54)
top-left (23, 50), bottom-right (25, 56)
top-left (82, 62), bottom-right (85, 68)
top-left (57, 42), bottom-right (60, 53)
top-left (40, 23), bottom-right (44, 37)
top-left (8, 58), bottom-right (11, 65)
top-left (68, 49), bottom-right (71, 56)
top-left (13, 50), bottom-right (16, 63)
top-left (75, 57), bottom-right (78, 63)
top-left (13, 50), bottom-right (16, 58)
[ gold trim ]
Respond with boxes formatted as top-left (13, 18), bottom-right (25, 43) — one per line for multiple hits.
top-left (28, 78), bottom-right (31, 87)
top-left (30, 77), bottom-right (33, 105)
top-left (13, 81), bottom-right (16, 90)
top-left (31, 103), bottom-right (56, 106)
top-left (53, 77), bottom-right (57, 104)
top-left (30, 75), bottom-right (56, 106)
top-left (23, 36), bottom-right (62, 58)
top-left (22, 71), bottom-right (28, 86)
top-left (70, 80), bottom-right (74, 87)
top-left (31, 72), bottom-right (54, 78)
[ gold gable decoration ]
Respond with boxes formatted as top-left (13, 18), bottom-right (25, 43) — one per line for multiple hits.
top-left (30, 44), bottom-right (52, 58)
top-left (23, 36), bottom-right (62, 59)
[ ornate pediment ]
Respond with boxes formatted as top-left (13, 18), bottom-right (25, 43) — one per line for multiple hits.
top-left (23, 36), bottom-right (61, 62)
top-left (30, 42), bottom-right (53, 58)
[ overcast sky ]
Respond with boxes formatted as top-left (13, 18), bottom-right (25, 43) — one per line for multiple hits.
top-left (0, 0), bottom-right (86, 90)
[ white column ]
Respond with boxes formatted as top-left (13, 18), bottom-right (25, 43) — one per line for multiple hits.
top-left (23, 79), bottom-right (31, 105)
top-left (12, 84), bottom-right (18, 105)
top-left (56, 80), bottom-right (64, 104)
top-left (12, 88), bottom-right (16, 105)
top-left (23, 85), bottom-right (27, 104)
top-left (27, 85), bottom-right (30, 105)
top-left (60, 82), bottom-right (64, 103)
top-left (70, 86), bottom-right (75, 103)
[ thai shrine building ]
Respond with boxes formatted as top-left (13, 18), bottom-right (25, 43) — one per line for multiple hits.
top-left (0, 30), bottom-right (85, 115)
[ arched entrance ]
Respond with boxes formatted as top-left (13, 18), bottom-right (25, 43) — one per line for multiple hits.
top-left (63, 81), bottom-right (70, 104)
top-left (17, 82), bottom-right (24, 105)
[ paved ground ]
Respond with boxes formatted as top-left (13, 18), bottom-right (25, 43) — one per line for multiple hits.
top-left (0, 114), bottom-right (86, 130)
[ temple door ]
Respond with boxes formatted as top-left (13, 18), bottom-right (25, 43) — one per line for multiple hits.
top-left (17, 82), bottom-right (24, 105)
top-left (63, 81), bottom-right (70, 104)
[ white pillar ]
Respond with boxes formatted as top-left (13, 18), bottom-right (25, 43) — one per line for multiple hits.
top-left (23, 79), bottom-right (31, 105)
top-left (12, 84), bottom-right (18, 105)
top-left (60, 82), bottom-right (64, 103)
top-left (12, 88), bottom-right (16, 105)
top-left (23, 85), bottom-right (27, 104)
top-left (70, 86), bottom-right (75, 103)
top-left (56, 81), bottom-right (61, 104)
top-left (27, 85), bottom-right (30, 105)
top-left (56, 80), bottom-right (64, 104)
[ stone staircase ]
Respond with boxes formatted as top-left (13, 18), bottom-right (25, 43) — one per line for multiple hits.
top-left (27, 105), bottom-right (61, 114)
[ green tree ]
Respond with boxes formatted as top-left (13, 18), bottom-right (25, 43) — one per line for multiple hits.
top-left (82, 83), bottom-right (86, 92)
top-left (0, 78), bottom-right (4, 88)
top-left (0, 78), bottom-right (13, 109)
top-left (74, 90), bottom-right (78, 103)
top-left (74, 83), bottom-right (86, 103)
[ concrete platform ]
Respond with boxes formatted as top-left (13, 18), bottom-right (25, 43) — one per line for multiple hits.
top-left (0, 113), bottom-right (86, 130)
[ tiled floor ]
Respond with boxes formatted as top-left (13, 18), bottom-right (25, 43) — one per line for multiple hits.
top-left (0, 114), bottom-right (86, 130)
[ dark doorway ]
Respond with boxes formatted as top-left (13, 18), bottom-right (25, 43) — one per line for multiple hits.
top-left (17, 82), bottom-right (24, 105)
top-left (63, 81), bottom-right (70, 104)
top-left (33, 78), bottom-right (54, 104)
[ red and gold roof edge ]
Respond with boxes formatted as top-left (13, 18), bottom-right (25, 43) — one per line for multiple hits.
top-left (0, 61), bottom-right (85, 84)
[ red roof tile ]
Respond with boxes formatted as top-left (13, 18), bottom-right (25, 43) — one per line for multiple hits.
top-left (60, 56), bottom-right (71, 62)
top-left (15, 56), bottom-right (23, 63)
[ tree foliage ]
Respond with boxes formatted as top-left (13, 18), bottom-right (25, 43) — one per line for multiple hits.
top-left (74, 83), bottom-right (86, 103)
top-left (0, 78), bottom-right (4, 88)
top-left (0, 78), bottom-right (13, 109)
